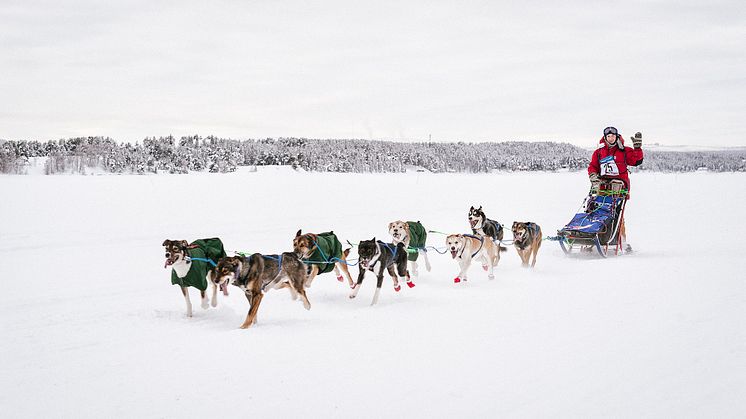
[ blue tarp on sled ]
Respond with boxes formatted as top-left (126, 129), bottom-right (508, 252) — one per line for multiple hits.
top-left (562, 195), bottom-right (618, 235)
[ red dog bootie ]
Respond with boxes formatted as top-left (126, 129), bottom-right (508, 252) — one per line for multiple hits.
top-left (394, 284), bottom-right (401, 292)
top-left (454, 277), bottom-right (461, 283)
top-left (406, 281), bottom-right (415, 288)
top-left (337, 275), bottom-right (344, 282)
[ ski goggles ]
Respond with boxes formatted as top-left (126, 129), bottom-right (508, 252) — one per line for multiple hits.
top-left (603, 127), bottom-right (618, 136)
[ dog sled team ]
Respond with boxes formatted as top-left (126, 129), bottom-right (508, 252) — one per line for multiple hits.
top-left (163, 126), bottom-right (644, 328)
top-left (164, 210), bottom-right (543, 328)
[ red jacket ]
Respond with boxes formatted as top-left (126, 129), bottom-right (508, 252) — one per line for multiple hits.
top-left (588, 136), bottom-right (644, 190)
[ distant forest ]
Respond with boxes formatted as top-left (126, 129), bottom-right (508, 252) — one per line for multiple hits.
top-left (1, 136), bottom-right (744, 174)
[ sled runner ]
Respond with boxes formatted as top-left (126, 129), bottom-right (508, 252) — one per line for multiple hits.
top-left (555, 185), bottom-right (628, 258)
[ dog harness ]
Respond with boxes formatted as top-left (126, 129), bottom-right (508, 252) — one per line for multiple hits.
top-left (514, 224), bottom-right (539, 250)
top-left (236, 254), bottom-right (286, 293)
top-left (460, 234), bottom-right (484, 259)
top-left (364, 241), bottom-right (399, 271)
top-left (305, 232), bottom-right (343, 274)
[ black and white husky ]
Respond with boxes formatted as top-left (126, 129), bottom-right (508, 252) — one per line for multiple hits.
top-left (349, 238), bottom-right (413, 305)
top-left (468, 206), bottom-right (507, 249)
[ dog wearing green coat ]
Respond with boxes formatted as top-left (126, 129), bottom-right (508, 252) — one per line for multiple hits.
top-left (388, 220), bottom-right (432, 277)
top-left (293, 230), bottom-right (355, 289)
top-left (163, 238), bottom-right (227, 317)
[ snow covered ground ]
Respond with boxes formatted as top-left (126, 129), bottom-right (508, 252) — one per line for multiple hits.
top-left (1, 168), bottom-right (744, 418)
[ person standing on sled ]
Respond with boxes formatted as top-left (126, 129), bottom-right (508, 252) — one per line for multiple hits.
top-left (587, 126), bottom-right (644, 252)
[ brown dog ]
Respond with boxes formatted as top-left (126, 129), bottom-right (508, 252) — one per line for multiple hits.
top-left (293, 230), bottom-right (354, 288)
top-left (212, 253), bottom-right (310, 329)
top-left (511, 222), bottom-right (542, 267)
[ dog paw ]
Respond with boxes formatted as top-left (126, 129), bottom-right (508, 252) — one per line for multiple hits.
top-left (210, 300), bottom-right (217, 308)
top-left (454, 277), bottom-right (461, 283)
top-left (393, 285), bottom-right (401, 292)
top-left (406, 281), bottom-right (415, 288)
top-left (488, 274), bottom-right (495, 280)
top-left (201, 301), bottom-right (209, 310)
top-left (482, 265), bottom-right (488, 271)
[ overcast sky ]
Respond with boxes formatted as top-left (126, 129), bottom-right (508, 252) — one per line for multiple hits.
top-left (1, 0), bottom-right (745, 147)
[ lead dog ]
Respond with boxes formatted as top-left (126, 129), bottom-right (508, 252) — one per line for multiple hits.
top-left (468, 206), bottom-right (507, 252)
top-left (349, 238), bottom-right (412, 305)
top-left (212, 253), bottom-right (311, 329)
top-left (445, 233), bottom-right (499, 283)
top-left (293, 230), bottom-right (354, 288)
top-left (388, 220), bottom-right (432, 277)
top-left (511, 222), bottom-right (542, 267)
top-left (163, 238), bottom-right (226, 317)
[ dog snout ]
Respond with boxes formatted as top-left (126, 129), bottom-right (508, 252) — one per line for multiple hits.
top-left (165, 252), bottom-right (170, 258)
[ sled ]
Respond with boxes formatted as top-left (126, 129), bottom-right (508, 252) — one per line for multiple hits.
top-left (555, 183), bottom-right (628, 258)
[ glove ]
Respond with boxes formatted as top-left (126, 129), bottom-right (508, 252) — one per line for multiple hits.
top-left (632, 132), bottom-right (642, 149)
top-left (589, 172), bottom-right (600, 194)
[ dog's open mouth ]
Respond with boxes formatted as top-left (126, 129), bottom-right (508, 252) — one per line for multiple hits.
top-left (219, 282), bottom-right (229, 296)
top-left (164, 258), bottom-right (177, 269)
top-left (450, 249), bottom-right (458, 258)
top-left (392, 232), bottom-right (400, 239)
top-left (360, 259), bottom-right (369, 268)
top-left (469, 219), bottom-right (478, 228)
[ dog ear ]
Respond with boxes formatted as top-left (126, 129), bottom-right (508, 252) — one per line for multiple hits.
top-left (162, 240), bottom-right (169, 246)
top-left (478, 206), bottom-right (482, 210)
top-left (295, 229), bottom-right (302, 237)
top-left (180, 240), bottom-right (188, 247)
top-left (470, 206), bottom-right (474, 211)
top-left (372, 237), bottom-right (376, 242)
top-left (388, 222), bottom-right (394, 229)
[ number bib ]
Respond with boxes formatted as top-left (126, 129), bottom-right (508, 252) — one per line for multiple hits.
top-left (600, 155), bottom-right (620, 176)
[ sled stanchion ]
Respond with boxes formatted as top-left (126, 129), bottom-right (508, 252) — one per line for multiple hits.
top-left (594, 236), bottom-right (607, 258)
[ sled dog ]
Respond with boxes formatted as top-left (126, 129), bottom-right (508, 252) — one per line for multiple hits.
top-left (388, 220), bottom-right (432, 277)
top-left (445, 233), bottom-right (499, 283)
top-left (349, 238), bottom-right (412, 305)
top-left (468, 206), bottom-right (506, 250)
top-left (293, 230), bottom-right (354, 288)
top-left (212, 253), bottom-right (310, 329)
top-left (511, 222), bottom-right (542, 267)
top-left (163, 238), bottom-right (226, 317)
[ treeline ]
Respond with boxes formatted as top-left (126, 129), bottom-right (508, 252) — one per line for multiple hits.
top-left (1, 136), bottom-right (744, 174)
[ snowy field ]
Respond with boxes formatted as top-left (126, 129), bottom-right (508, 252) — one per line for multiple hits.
top-left (1, 168), bottom-right (745, 418)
